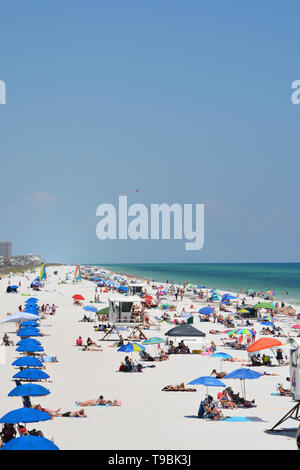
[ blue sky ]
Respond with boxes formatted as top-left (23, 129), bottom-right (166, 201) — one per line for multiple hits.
top-left (0, 0), bottom-right (300, 263)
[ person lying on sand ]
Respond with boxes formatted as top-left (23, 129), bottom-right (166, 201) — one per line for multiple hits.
top-left (75, 395), bottom-right (121, 406)
top-left (81, 345), bottom-right (103, 351)
top-left (162, 382), bottom-right (196, 391)
top-left (33, 404), bottom-right (61, 417)
top-left (210, 369), bottom-right (227, 379)
top-left (223, 357), bottom-right (243, 362)
top-left (58, 409), bottom-right (87, 417)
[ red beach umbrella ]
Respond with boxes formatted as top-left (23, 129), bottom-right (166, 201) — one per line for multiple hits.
top-left (72, 294), bottom-right (85, 300)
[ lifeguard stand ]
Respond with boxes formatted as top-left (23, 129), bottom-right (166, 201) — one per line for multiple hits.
top-left (100, 296), bottom-right (148, 341)
top-left (127, 284), bottom-right (145, 296)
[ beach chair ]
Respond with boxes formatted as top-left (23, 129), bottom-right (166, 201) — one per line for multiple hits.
top-left (197, 401), bottom-right (207, 419)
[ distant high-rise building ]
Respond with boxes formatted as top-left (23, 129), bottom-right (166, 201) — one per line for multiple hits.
top-left (0, 241), bottom-right (12, 258)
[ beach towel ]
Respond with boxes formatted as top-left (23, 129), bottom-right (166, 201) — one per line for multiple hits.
top-left (222, 417), bottom-right (251, 422)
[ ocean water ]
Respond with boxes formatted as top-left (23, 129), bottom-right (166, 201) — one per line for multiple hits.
top-left (100, 263), bottom-right (300, 307)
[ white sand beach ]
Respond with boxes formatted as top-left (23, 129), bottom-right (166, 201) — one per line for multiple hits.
top-left (0, 265), bottom-right (299, 450)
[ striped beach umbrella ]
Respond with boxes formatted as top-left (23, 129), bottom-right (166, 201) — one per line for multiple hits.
top-left (142, 337), bottom-right (165, 345)
top-left (117, 343), bottom-right (146, 352)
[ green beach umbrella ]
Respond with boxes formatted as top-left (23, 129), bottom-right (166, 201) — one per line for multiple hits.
top-left (253, 302), bottom-right (275, 310)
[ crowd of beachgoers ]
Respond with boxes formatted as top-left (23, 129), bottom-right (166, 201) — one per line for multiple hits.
top-left (0, 265), bottom-right (299, 450)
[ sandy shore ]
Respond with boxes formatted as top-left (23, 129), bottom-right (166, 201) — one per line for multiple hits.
top-left (0, 265), bottom-right (298, 450)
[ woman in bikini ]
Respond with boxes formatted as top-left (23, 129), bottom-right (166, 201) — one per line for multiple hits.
top-left (211, 369), bottom-right (227, 379)
top-left (34, 404), bottom-right (61, 417)
top-left (59, 409), bottom-right (87, 417)
top-left (162, 382), bottom-right (196, 391)
top-left (75, 395), bottom-right (112, 406)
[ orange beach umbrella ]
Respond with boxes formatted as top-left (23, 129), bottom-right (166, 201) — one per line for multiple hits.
top-left (247, 337), bottom-right (282, 353)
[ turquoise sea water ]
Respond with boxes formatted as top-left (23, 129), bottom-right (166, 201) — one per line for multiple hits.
top-left (100, 263), bottom-right (300, 306)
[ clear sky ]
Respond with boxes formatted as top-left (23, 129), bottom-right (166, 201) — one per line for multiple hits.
top-left (0, 0), bottom-right (299, 264)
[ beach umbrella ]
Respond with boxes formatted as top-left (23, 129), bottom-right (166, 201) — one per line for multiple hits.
top-left (247, 337), bottom-right (282, 353)
top-left (292, 325), bottom-right (300, 329)
top-left (73, 294), bottom-right (85, 300)
top-left (0, 407), bottom-right (51, 424)
top-left (1, 313), bottom-right (40, 324)
top-left (8, 383), bottom-right (50, 397)
top-left (25, 297), bottom-right (38, 302)
top-left (211, 352), bottom-right (233, 359)
top-left (253, 302), bottom-right (275, 310)
top-left (1, 435), bottom-right (59, 450)
top-left (223, 368), bottom-right (263, 399)
top-left (199, 307), bottom-right (214, 315)
top-left (142, 337), bottom-right (165, 345)
top-left (267, 291), bottom-right (275, 296)
top-left (235, 328), bottom-right (255, 336)
top-left (117, 343), bottom-right (145, 352)
top-left (17, 328), bottom-right (42, 337)
top-left (13, 368), bottom-right (50, 381)
top-left (210, 352), bottom-right (233, 371)
top-left (16, 343), bottom-right (44, 353)
top-left (188, 376), bottom-right (225, 396)
top-left (12, 357), bottom-right (43, 368)
top-left (237, 309), bottom-right (250, 314)
top-left (16, 338), bottom-right (41, 347)
top-left (19, 321), bottom-right (39, 327)
top-left (260, 321), bottom-right (274, 327)
top-left (224, 329), bottom-right (239, 335)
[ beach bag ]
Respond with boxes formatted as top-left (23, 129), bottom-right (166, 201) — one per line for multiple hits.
top-left (113, 400), bottom-right (121, 406)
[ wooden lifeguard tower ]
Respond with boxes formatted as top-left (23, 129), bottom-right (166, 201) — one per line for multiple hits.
top-left (99, 295), bottom-right (148, 342)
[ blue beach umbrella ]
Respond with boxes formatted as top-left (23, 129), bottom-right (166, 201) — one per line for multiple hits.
top-left (12, 357), bottom-right (43, 368)
top-left (19, 321), bottom-right (39, 327)
top-left (199, 307), bottom-right (214, 315)
top-left (13, 368), bottom-right (50, 381)
top-left (1, 435), bottom-right (59, 450)
top-left (211, 352), bottom-right (233, 370)
top-left (223, 368), bottom-right (263, 398)
top-left (260, 321), bottom-right (274, 327)
top-left (16, 338), bottom-right (41, 347)
top-left (188, 375), bottom-right (225, 395)
top-left (8, 383), bottom-right (50, 397)
top-left (16, 344), bottom-right (44, 353)
top-left (0, 407), bottom-right (51, 424)
top-left (17, 327), bottom-right (42, 337)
